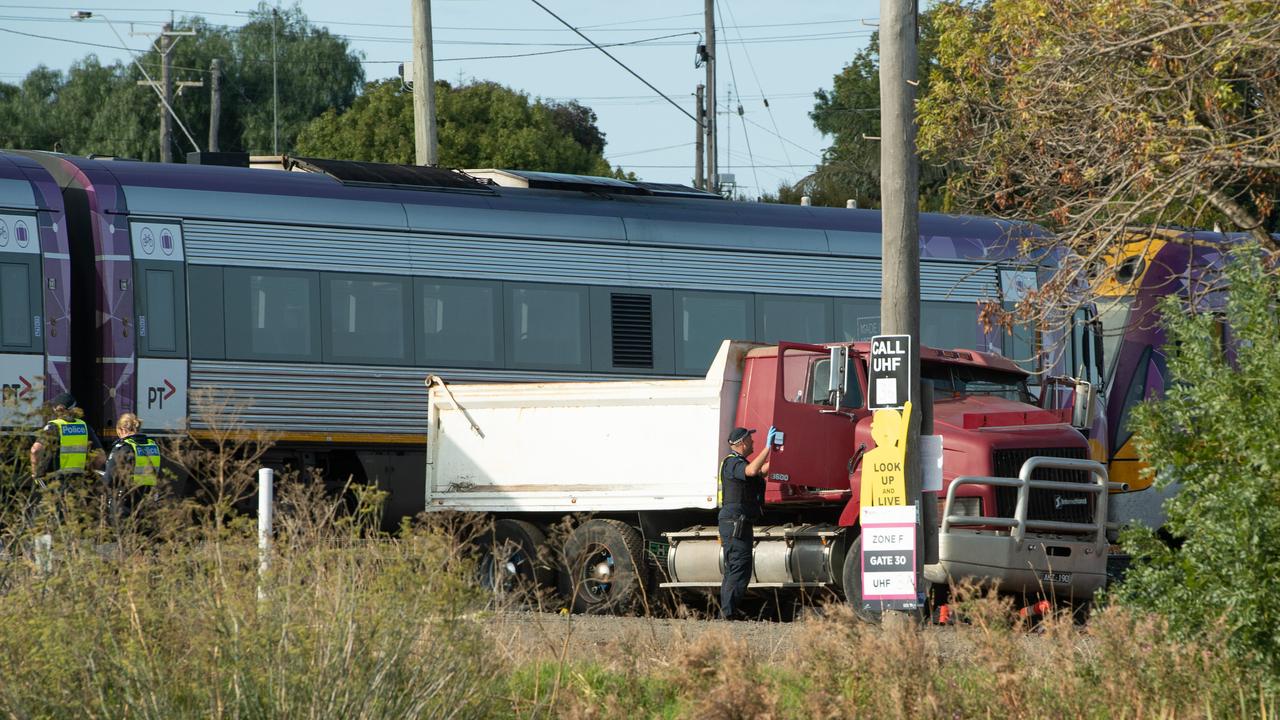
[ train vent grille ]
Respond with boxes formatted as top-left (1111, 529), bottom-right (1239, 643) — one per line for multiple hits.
top-left (611, 293), bottom-right (654, 368)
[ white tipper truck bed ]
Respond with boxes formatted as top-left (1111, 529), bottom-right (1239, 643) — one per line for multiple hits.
top-left (424, 341), bottom-right (753, 513)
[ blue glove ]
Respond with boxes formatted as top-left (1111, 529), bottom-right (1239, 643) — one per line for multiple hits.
top-left (766, 425), bottom-right (778, 447)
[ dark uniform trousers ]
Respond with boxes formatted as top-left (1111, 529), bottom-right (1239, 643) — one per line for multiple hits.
top-left (718, 509), bottom-right (754, 618)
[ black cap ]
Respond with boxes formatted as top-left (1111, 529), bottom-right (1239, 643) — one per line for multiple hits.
top-left (50, 392), bottom-right (76, 409)
top-left (727, 427), bottom-right (755, 444)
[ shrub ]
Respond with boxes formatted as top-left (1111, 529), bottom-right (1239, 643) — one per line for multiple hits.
top-left (1115, 250), bottom-right (1280, 676)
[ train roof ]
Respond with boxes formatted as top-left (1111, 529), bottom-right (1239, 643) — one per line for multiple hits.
top-left (0, 152), bottom-right (47, 210)
top-left (13, 152), bottom-right (1053, 263)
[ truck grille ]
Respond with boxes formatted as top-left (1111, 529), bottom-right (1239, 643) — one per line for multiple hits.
top-left (992, 447), bottom-right (1093, 524)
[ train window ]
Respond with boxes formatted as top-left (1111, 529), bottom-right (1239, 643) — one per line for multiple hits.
top-left (325, 275), bottom-right (411, 365)
top-left (835, 298), bottom-right (880, 341)
top-left (675, 291), bottom-right (753, 375)
top-left (922, 301), bottom-right (982, 351)
top-left (134, 261), bottom-right (187, 358)
top-left (1001, 301), bottom-right (1038, 373)
top-left (0, 262), bottom-right (32, 348)
top-left (505, 283), bottom-right (590, 370)
top-left (224, 268), bottom-right (320, 362)
top-left (188, 267), bottom-right (225, 359)
top-left (416, 279), bottom-right (502, 367)
top-left (143, 270), bottom-right (177, 352)
top-left (757, 295), bottom-right (833, 344)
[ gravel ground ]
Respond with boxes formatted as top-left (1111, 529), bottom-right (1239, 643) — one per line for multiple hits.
top-left (483, 611), bottom-right (808, 665)
top-left (480, 608), bottom-right (1069, 667)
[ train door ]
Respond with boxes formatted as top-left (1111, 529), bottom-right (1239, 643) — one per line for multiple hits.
top-left (130, 219), bottom-right (188, 433)
top-left (0, 213), bottom-right (44, 426)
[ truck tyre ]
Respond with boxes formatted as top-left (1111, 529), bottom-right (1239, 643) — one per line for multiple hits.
top-left (559, 519), bottom-right (651, 615)
top-left (841, 535), bottom-right (885, 623)
top-left (477, 519), bottom-right (555, 605)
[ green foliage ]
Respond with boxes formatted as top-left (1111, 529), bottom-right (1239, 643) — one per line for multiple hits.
top-left (765, 9), bottom-right (951, 209)
top-left (0, 3), bottom-right (364, 159)
top-left (1115, 251), bottom-right (1280, 676)
top-left (917, 0), bottom-right (1280, 241)
top-left (294, 79), bottom-right (623, 176)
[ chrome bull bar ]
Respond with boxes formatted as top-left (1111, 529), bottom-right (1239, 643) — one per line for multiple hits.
top-left (931, 457), bottom-right (1129, 598)
top-left (942, 456), bottom-right (1125, 543)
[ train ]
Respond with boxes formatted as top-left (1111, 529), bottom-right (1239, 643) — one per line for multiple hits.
top-left (0, 150), bottom-right (1070, 521)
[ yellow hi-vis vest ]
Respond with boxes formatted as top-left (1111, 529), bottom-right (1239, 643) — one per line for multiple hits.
top-left (51, 418), bottom-right (89, 471)
top-left (121, 437), bottom-right (160, 487)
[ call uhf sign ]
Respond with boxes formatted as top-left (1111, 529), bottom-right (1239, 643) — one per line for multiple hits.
top-left (868, 334), bottom-right (911, 410)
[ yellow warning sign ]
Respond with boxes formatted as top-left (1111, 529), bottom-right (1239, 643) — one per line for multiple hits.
top-left (860, 401), bottom-right (912, 508)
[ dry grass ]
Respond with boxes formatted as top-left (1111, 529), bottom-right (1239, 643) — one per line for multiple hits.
top-left (0, 397), bottom-right (1274, 718)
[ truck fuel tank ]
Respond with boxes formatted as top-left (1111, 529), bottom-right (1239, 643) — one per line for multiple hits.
top-left (661, 524), bottom-right (849, 590)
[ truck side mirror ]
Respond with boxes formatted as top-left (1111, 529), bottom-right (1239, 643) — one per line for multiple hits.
top-left (1071, 379), bottom-right (1096, 431)
top-left (827, 346), bottom-right (848, 397)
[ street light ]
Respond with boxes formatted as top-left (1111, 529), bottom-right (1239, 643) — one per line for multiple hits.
top-left (70, 10), bottom-right (201, 154)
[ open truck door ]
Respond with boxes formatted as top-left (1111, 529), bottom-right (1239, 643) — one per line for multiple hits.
top-left (767, 342), bottom-right (865, 496)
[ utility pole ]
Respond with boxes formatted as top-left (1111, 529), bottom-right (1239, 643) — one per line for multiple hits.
top-left (411, 0), bottom-right (439, 165)
top-left (208, 58), bottom-right (222, 152)
top-left (879, 0), bottom-right (924, 595)
top-left (160, 25), bottom-right (172, 162)
top-left (272, 7), bottom-right (279, 155)
top-left (695, 84), bottom-right (705, 189)
top-left (134, 20), bottom-right (198, 162)
top-left (704, 0), bottom-right (717, 194)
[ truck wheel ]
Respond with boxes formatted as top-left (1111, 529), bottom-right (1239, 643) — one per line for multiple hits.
top-left (841, 535), bottom-right (884, 623)
top-left (559, 519), bottom-right (651, 615)
top-left (477, 519), bottom-right (555, 605)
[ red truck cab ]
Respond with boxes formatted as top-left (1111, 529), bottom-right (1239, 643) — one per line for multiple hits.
top-left (735, 342), bottom-right (1093, 530)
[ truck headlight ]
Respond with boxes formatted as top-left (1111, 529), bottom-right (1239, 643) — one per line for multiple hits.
top-left (948, 496), bottom-right (982, 518)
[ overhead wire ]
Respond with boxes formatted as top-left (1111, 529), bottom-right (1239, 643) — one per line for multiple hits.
top-left (714, 0), bottom-right (763, 195)
top-left (721, 1), bottom-right (794, 175)
top-left (525, 0), bottom-right (698, 126)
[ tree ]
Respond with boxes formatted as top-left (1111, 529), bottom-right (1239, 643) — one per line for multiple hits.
top-left (294, 79), bottom-right (623, 176)
top-left (917, 0), bottom-right (1280, 316)
top-left (0, 3), bottom-right (364, 160)
top-left (767, 9), bottom-right (950, 209)
top-left (1114, 251), bottom-right (1280, 676)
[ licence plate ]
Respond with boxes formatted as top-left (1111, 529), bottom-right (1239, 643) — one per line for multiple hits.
top-left (1041, 572), bottom-right (1072, 584)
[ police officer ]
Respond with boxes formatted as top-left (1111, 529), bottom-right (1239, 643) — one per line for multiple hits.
top-left (29, 392), bottom-right (104, 480)
top-left (718, 425), bottom-right (773, 620)
top-left (104, 413), bottom-right (161, 521)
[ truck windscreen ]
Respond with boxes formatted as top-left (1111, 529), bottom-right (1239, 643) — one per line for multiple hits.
top-left (922, 362), bottom-right (1033, 403)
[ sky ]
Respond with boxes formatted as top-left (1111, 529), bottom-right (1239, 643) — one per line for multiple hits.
top-left (0, 0), bottom-right (881, 194)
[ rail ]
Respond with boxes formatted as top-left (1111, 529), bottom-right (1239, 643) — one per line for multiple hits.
top-left (942, 456), bottom-right (1126, 544)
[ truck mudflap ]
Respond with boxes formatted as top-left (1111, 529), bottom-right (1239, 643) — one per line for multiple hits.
top-left (925, 456), bottom-right (1125, 600)
top-left (660, 524), bottom-right (849, 589)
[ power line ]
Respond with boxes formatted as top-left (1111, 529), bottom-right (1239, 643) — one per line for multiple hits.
top-left (742, 116), bottom-right (821, 158)
top-left (624, 163), bottom-right (817, 169)
top-left (432, 31), bottom-right (696, 63)
top-left (525, 0), bottom-right (698, 126)
top-left (721, 1), bottom-right (794, 173)
top-left (608, 141), bottom-right (696, 159)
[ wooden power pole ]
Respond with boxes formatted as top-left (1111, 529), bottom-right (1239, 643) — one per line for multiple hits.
top-left (879, 0), bottom-right (924, 586)
top-left (704, 0), bottom-right (717, 193)
top-left (208, 58), bottom-right (222, 152)
top-left (135, 20), bottom-right (198, 162)
top-left (411, 0), bottom-right (439, 165)
top-left (695, 84), bottom-right (706, 189)
top-left (159, 25), bottom-right (172, 163)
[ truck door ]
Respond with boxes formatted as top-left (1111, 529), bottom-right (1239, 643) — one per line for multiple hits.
top-left (767, 342), bottom-right (862, 492)
top-left (131, 220), bottom-right (188, 433)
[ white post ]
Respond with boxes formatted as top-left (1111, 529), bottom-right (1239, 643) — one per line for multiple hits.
top-left (257, 467), bottom-right (273, 599)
